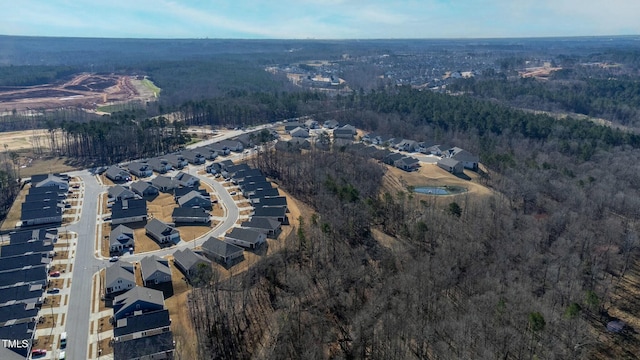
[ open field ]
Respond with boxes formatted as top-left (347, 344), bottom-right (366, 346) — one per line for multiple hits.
top-left (382, 162), bottom-right (493, 205)
top-left (0, 183), bottom-right (27, 230)
top-left (0, 73), bottom-right (157, 112)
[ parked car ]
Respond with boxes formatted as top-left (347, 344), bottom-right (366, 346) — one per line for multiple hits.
top-left (230, 191), bottom-right (237, 196)
top-left (109, 256), bottom-right (119, 262)
top-left (31, 349), bottom-right (47, 357)
top-left (49, 271), bottom-right (61, 277)
top-left (47, 288), bottom-right (60, 294)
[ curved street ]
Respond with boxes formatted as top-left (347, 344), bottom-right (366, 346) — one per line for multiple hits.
top-left (62, 156), bottom-right (245, 359)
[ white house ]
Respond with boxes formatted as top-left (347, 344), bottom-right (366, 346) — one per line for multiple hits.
top-left (105, 261), bottom-right (135, 296)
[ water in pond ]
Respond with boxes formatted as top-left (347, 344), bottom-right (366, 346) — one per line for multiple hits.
top-left (414, 186), bottom-right (466, 195)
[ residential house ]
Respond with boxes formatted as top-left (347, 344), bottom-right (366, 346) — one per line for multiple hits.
top-left (254, 196), bottom-right (288, 210)
top-left (8, 228), bottom-right (57, 244)
top-left (164, 154), bottom-right (188, 170)
top-left (113, 309), bottom-right (171, 343)
top-left (105, 166), bottom-right (132, 182)
top-left (323, 119), bottom-right (339, 129)
top-left (111, 199), bottom-right (147, 225)
top-left (173, 171), bottom-right (199, 188)
top-left (394, 156), bottom-right (420, 171)
top-left (21, 199), bottom-right (64, 212)
top-left (275, 138), bottom-right (310, 152)
top-left (333, 128), bottom-right (355, 139)
top-left (394, 139), bottom-right (419, 152)
top-left (304, 119), bottom-right (318, 129)
top-left (437, 158), bottom-right (464, 174)
top-left (172, 207), bottom-right (210, 224)
top-left (289, 127), bottom-right (309, 138)
top-left (145, 219), bottom-right (180, 245)
top-left (384, 152), bottom-right (405, 166)
top-left (126, 162), bottom-right (153, 178)
top-left (234, 169), bottom-right (264, 183)
top-left (234, 133), bottom-right (255, 149)
top-left (0, 303), bottom-right (39, 325)
top-left (253, 206), bottom-right (288, 224)
top-left (249, 188), bottom-right (280, 202)
top-left (0, 239), bottom-right (54, 258)
top-left (112, 331), bottom-right (174, 360)
top-left (205, 162), bottom-right (223, 174)
top-left (151, 175), bottom-right (178, 193)
top-left (110, 225), bottom-right (135, 254)
top-left (241, 182), bottom-right (273, 197)
top-left (0, 283), bottom-right (44, 307)
top-left (26, 185), bottom-right (67, 196)
top-left (197, 146), bottom-right (219, 160)
top-left (241, 218), bottom-right (281, 238)
top-left (177, 191), bottom-right (212, 210)
top-left (113, 286), bottom-right (165, 320)
top-left (173, 187), bottom-right (207, 199)
top-left (284, 122), bottom-right (304, 132)
top-left (147, 158), bottom-right (172, 174)
top-left (0, 265), bottom-right (47, 288)
top-left (20, 205), bottom-right (62, 226)
top-left (0, 253), bottom-right (50, 272)
top-left (130, 181), bottom-right (159, 198)
top-left (222, 163), bottom-right (251, 178)
top-left (31, 173), bottom-right (69, 191)
top-left (172, 248), bottom-right (212, 279)
top-left (180, 149), bottom-right (206, 165)
top-left (108, 185), bottom-right (137, 201)
top-left (201, 237), bottom-right (244, 266)
top-left (224, 228), bottom-right (266, 249)
top-left (140, 255), bottom-right (171, 286)
top-left (423, 144), bottom-right (449, 156)
top-left (237, 175), bottom-right (268, 189)
top-left (447, 147), bottom-right (480, 170)
top-left (105, 261), bottom-right (135, 297)
top-left (361, 133), bottom-right (378, 143)
top-left (218, 139), bottom-right (244, 152)
top-left (207, 143), bottom-right (231, 156)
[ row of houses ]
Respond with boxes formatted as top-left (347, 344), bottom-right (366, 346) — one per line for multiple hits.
top-left (285, 122), bottom-right (357, 140)
top-left (110, 285), bottom-right (174, 359)
top-left (362, 134), bottom-right (480, 171)
top-left (198, 164), bottom-right (289, 267)
top-left (0, 228), bottom-right (58, 359)
top-left (20, 173), bottom-right (70, 227)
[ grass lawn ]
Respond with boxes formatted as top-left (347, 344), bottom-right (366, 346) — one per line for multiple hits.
top-left (142, 77), bottom-right (161, 97)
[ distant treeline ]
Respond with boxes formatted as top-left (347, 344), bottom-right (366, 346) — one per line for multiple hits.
top-left (449, 76), bottom-right (640, 127)
top-left (0, 65), bottom-right (78, 87)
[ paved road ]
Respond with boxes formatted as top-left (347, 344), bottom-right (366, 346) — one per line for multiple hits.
top-left (63, 170), bottom-right (108, 360)
top-left (118, 167), bottom-right (240, 262)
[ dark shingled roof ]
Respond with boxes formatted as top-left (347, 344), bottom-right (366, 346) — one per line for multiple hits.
top-left (114, 309), bottom-right (171, 337)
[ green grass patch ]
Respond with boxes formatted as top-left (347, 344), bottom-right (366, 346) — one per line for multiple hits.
top-left (142, 78), bottom-right (161, 97)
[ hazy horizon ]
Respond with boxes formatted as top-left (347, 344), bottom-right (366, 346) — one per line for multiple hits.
top-left (4, 1), bottom-right (640, 40)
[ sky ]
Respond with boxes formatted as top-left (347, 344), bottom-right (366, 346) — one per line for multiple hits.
top-left (2, 0), bottom-right (640, 39)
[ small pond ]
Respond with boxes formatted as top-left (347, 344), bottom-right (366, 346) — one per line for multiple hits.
top-left (414, 185), bottom-right (467, 195)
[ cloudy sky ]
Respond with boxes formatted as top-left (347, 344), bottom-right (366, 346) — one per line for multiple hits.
top-left (2, 0), bottom-right (640, 39)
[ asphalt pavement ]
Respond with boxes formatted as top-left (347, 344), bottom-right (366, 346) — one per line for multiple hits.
top-left (63, 170), bottom-right (109, 360)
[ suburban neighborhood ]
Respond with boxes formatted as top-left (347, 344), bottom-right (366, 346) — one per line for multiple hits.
top-left (0, 122), bottom-right (479, 360)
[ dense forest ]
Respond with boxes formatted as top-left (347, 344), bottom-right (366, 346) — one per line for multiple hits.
top-left (449, 75), bottom-right (640, 127)
top-left (182, 87), bottom-right (640, 359)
